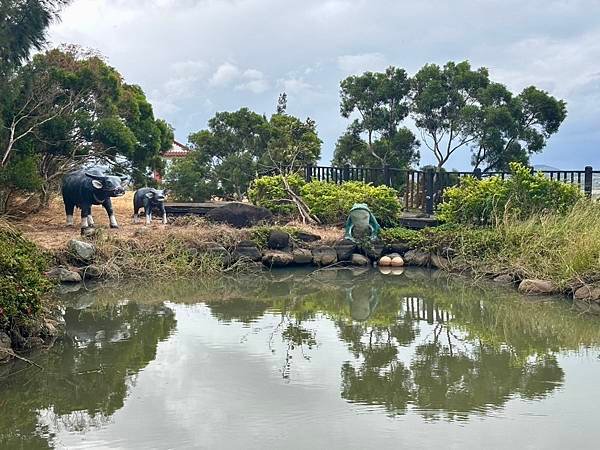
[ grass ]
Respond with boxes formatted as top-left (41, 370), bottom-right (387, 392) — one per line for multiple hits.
top-left (427, 200), bottom-right (600, 289)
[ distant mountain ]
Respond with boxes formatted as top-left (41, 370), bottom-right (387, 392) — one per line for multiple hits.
top-left (533, 164), bottom-right (561, 171)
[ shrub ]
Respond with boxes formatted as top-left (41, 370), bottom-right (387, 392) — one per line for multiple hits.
top-left (301, 180), bottom-right (401, 226)
top-left (380, 227), bottom-right (425, 247)
top-left (250, 175), bottom-right (402, 226)
top-left (0, 222), bottom-right (52, 326)
top-left (437, 162), bottom-right (584, 225)
top-left (248, 173), bottom-right (306, 215)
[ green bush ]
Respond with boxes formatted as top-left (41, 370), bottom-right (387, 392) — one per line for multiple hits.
top-left (301, 181), bottom-right (401, 226)
top-left (249, 175), bottom-right (402, 226)
top-left (0, 223), bottom-right (52, 326)
top-left (247, 173), bottom-right (306, 215)
top-left (379, 227), bottom-right (425, 247)
top-left (437, 162), bottom-right (584, 225)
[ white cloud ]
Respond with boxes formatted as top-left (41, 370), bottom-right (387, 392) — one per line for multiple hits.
top-left (337, 52), bottom-right (388, 75)
top-left (209, 62), bottom-right (241, 87)
top-left (48, 0), bottom-right (600, 167)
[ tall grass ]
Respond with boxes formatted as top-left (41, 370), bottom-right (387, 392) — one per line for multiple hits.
top-left (434, 200), bottom-right (600, 288)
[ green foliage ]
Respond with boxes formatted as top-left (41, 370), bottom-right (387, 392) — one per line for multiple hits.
top-left (184, 107), bottom-right (321, 200)
top-left (428, 200), bottom-right (600, 288)
top-left (0, 0), bottom-right (69, 73)
top-left (164, 154), bottom-right (216, 202)
top-left (249, 175), bottom-right (402, 226)
top-left (301, 181), bottom-right (401, 226)
top-left (380, 227), bottom-right (425, 247)
top-left (247, 173), bottom-right (306, 215)
top-left (437, 162), bottom-right (583, 225)
top-left (335, 67), bottom-right (419, 168)
top-left (0, 223), bottom-right (52, 326)
top-left (411, 61), bottom-right (566, 170)
top-left (0, 45), bottom-right (173, 212)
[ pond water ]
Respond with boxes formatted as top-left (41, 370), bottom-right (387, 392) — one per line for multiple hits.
top-left (2, 267), bottom-right (600, 449)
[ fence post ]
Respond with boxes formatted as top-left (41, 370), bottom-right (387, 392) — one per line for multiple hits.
top-left (343, 164), bottom-right (350, 182)
top-left (424, 168), bottom-right (435, 215)
top-left (473, 168), bottom-right (482, 180)
top-left (584, 166), bottom-right (593, 198)
top-left (383, 164), bottom-right (391, 187)
top-left (305, 164), bottom-right (313, 183)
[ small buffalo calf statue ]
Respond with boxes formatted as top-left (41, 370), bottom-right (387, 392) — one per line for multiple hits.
top-left (62, 169), bottom-right (126, 230)
top-left (133, 188), bottom-right (168, 225)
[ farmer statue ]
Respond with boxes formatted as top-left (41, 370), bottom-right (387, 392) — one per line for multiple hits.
top-left (344, 203), bottom-right (381, 242)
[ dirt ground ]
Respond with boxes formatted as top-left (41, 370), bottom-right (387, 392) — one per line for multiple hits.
top-left (16, 192), bottom-right (343, 251)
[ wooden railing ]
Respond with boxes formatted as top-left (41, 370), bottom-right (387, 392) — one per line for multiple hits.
top-left (301, 164), bottom-right (598, 214)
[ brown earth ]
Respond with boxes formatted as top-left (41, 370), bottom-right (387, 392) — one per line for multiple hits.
top-left (16, 192), bottom-right (343, 252)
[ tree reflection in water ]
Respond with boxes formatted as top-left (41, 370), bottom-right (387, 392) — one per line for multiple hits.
top-left (0, 301), bottom-right (176, 449)
top-left (200, 268), bottom-right (598, 419)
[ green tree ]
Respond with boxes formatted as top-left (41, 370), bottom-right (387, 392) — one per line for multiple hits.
top-left (183, 105), bottom-right (321, 200)
top-left (471, 84), bottom-right (567, 171)
top-left (411, 60), bottom-right (566, 171)
top-left (0, 0), bottom-right (70, 73)
top-left (262, 113), bottom-right (321, 171)
top-left (0, 46), bottom-right (173, 210)
top-left (411, 61), bottom-right (489, 169)
top-left (335, 66), bottom-right (419, 168)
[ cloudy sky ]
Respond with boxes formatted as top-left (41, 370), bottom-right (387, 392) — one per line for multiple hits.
top-left (48, 0), bottom-right (600, 169)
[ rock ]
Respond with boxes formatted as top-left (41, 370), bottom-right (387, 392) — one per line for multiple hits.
top-left (518, 279), bottom-right (557, 295)
top-left (388, 241), bottom-right (412, 254)
top-left (296, 231), bottom-right (321, 243)
top-left (67, 239), bottom-right (96, 262)
top-left (403, 249), bottom-right (431, 267)
top-left (430, 254), bottom-right (449, 270)
top-left (81, 265), bottom-right (103, 280)
top-left (46, 266), bottom-right (82, 283)
top-left (391, 256), bottom-right (404, 267)
top-left (262, 250), bottom-right (294, 267)
top-left (493, 274), bottom-right (514, 284)
top-left (292, 248), bottom-right (313, 264)
top-left (233, 240), bottom-right (262, 261)
top-left (351, 254), bottom-right (370, 266)
top-left (333, 239), bottom-right (356, 261)
top-left (573, 284), bottom-right (600, 301)
top-left (206, 202), bottom-right (273, 228)
top-left (268, 230), bottom-right (290, 250)
top-left (379, 256), bottom-right (392, 267)
top-left (312, 246), bottom-right (338, 266)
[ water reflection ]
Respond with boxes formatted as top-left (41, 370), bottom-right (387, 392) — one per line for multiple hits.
top-left (0, 302), bottom-right (176, 449)
top-left (2, 268), bottom-right (600, 448)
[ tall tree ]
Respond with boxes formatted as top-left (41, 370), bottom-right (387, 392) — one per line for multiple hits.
top-left (0, 46), bottom-right (173, 209)
top-left (175, 106), bottom-right (321, 201)
top-left (471, 85), bottom-right (567, 171)
top-left (411, 60), bottom-right (489, 169)
top-left (0, 0), bottom-right (70, 73)
top-left (263, 113), bottom-right (321, 171)
top-left (336, 66), bottom-right (419, 167)
top-left (411, 60), bottom-right (566, 171)
top-left (187, 108), bottom-right (271, 200)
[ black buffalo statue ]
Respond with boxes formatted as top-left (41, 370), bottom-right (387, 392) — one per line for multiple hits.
top-left (133, 188), bottom-right (168, 225)
top-left (61, 169), bottom-right (126, 230)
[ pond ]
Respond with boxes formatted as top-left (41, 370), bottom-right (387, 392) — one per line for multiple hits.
top-left (2, 267), bottom-right (600, 449)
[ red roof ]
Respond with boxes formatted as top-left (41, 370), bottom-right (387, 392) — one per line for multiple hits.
top-left (162, 140), bottom-right (190, 158)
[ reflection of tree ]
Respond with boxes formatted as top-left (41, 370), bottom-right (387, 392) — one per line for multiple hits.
top-left (0, 302), bottom-right (176, 449)
top-left (200, 269), bottom-right (587, 418)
